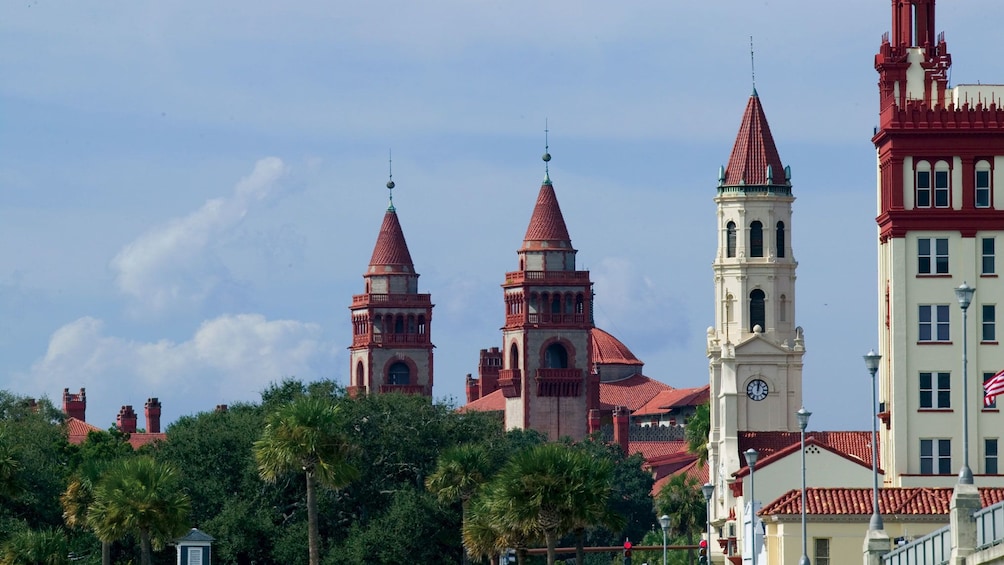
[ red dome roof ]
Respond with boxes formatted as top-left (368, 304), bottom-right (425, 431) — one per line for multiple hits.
top-left (591, 328), bottom-right (643, 366)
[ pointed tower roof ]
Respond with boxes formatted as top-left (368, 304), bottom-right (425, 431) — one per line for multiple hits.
top-left (368, 210), bottom-right (414, 270)
top-left (522, 181), bottom-right (572, 248)
top-left (723, 91), bottom-right (786, 186)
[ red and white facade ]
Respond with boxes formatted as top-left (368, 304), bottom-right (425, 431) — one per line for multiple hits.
top-left (874, 0), bottom-right (1004, 486)
top-left (348, 189), bottom-right (434, 397)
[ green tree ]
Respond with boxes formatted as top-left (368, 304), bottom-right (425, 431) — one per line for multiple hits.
top-left (0, 528), bottom-right (68, 565)
top-left (254, 395), bottom-right (358, 565)
top-left (61, 460), bottom-right (111, 565)
top-left (656, 474), bottom-right (707, 565)
top-left (88, 456), bottom-right (191, 565)
top-left (685, 403), bottom-right (710, 468)
top-left (0, 428), bottom-right (21, 500)
top-left (426, 444), bottom-right (492, 562)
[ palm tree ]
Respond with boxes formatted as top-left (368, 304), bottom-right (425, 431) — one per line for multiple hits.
top-left (0, 427), bottom-right (21, 500)
top-left (426, 444), bottom-right (492, 563)
top-left (88, 456), bottom-right (191, 565)
top-left (254, 395), bottom-right (358, 565)
top-left (0, 528), bottom-right (69, 565)
top-left (656, 473), bottom-right (707, 565)
top-left (488, 443), bottom-right (617, 565)
top-left (685, 403), bottom-right (711, 467)
top-left (61, 460), bottom-right (111, 565)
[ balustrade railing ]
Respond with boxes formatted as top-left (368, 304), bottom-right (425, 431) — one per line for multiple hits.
top-left (882, 524), bottom-right (950, 565)
top-left (976, 498), bottom-right (1004, 550)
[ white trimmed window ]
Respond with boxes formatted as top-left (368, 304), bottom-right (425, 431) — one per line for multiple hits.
top-left (813, 538), bottom-right (830, 565)
top-left (934, 165), bottom-right (950, 207)
top-left (986, 439), bottom-right (999, 474)
top-left (918, 238), bottom-right (949, 274)
top-left (918, 304), bottom-right (950, 342)
top-left (916, 162), bottom-right (932, 208)
top-left (976, 160), bottom-right (992, 208)
top-left (919, 372), bottom-right (951, 409)
top-left (983, 238), bottom-right (996, 275)
top-left (983, 304), bottom-right (996, 342)
top-left (920, 438), bottom-right (952, 474)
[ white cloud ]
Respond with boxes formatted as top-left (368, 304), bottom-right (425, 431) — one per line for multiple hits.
top-left (18, 314), bottom-right (333, 427)
top-left (110, 157), bottom-right (287, 315)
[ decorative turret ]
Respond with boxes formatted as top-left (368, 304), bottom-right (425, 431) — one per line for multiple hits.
top-left (348, 167), bottom-right (434, 397)
top-left (721, 91), bottom-right (790, 191)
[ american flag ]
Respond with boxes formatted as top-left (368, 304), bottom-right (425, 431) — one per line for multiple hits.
top-left (985, 369), bottom-right (1004, 408)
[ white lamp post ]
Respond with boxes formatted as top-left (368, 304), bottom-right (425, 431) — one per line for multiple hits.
top-left (796, 407), bottom-right (811, 565)
top-left (864, 350), bottom-right (883, 530)
top-left (745, 448), bottom-right (759, 565)
top-left (702, 482), bottom-right (715, 564)
top-left (660, 514), bottom-right (671, 565)
top-left (955, 282), bottom-right (975, 485)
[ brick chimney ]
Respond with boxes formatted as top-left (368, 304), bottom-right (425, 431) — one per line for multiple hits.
top-left (588, 408), bottom-right (601, 435)
top-left (63, 388), bottom-right (86, 421)
top-left (117, 405), bottom-right (137, 434)
top-left (613, 405), bottom-right (630, 455)
top-left (215, 404), bottom-right (228, 413)
top-left (465, 374), bottom-right (480, 403)
top-left (144, 398), bottom-right (162, 434)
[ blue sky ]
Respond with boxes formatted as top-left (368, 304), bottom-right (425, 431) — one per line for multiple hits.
top-left (2, 1), bottom-right (1003, 431)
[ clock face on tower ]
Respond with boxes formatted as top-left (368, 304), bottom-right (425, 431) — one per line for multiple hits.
top-left (746, 379), bottom-right (769, 401)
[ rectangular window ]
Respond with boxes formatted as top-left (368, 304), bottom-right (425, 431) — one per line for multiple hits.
top-left (983, 304), bottom-right (996, 342)
top-left (919, 372), bottom-right (951, 408)
top-left (918, 304), bottom-right (950, 341)
top-left (976, 170), bottom-right (992, 208)
top-left (917, 171), bottom-right (931, 207)
top-left (987, 439), bottom-right (999, 475)
top-left (813, 538), bottom-right (830, 565)
top-left (917, 238), bottom-right (949, 274)
top-left (985, 373), bottom-right (999, 409)
top-left (983, 238), bottom-right (996, 275)
top-left (921, 438), bottom-right (952, 474)
top-left (935, 170), bottom-right (950, 207)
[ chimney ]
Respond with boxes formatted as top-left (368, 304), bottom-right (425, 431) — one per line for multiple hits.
top-left (613, 405), bottom-right (630, 455)
top-left (117, 405), bottom-right (137, 434)
top-left (144, 398), bottom-right (162, 434)
top-left (63, 388), bottom-right (86, 421)
top-left (215, 404), bottom-right (228, 413)
top-left (588, 408), bottom-right (601, 435)
top-left (465, 374), bottom-right (480, 403)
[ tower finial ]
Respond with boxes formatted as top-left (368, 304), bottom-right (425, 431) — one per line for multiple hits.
top-left (542, 119), bottom-right (551, 184)
top-left (386, 149), bottom-right (396, 212)
top-left (750, 36), bottom-right (757, 95)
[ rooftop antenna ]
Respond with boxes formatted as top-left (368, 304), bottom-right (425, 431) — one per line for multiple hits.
top-left (543, 119), bottom-right (551, 183)
top-left (386, 149), bottom-right (395, 211)
top-left (750, 36), bottom-right (757, 94)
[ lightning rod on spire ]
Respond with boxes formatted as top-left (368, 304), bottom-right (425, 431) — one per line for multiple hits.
top-left (387, 149), bottom-right (396, 212)
top-left (542, 119), bottom-right (551, 183)
top-left (750, 36), bottom-right (757, 93)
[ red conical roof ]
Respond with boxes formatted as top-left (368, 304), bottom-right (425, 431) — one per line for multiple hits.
top-left (723, 91), bottom-right (786, 186)
top-left (522, 181), bottom-right (571, 248)
top-left (368, 210), bottom-right (414, 269)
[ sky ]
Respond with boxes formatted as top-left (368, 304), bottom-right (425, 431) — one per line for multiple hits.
top-left (3, 1), bottom-right (1004, 432)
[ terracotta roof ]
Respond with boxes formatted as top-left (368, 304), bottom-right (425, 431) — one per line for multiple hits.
top-left (368, 210), bottom-right (414, 269)
top-left (652, 459), bottom-right (710, 497)
top-left (522, 182), bottom-right (571, 247)
top-left (591, 328), bottom-right (643, 366)
top-left (457, 389), bottom-right (505, 413)
top-left (738, 430), bottom-right (876, 470)
top-left (723, 91), bottom-right (786, 186)
top-left (66, 416), bottom-right (102, 444)
top-left (760, 487), bottom-right (1004, 517)
top-left (127, 433), bottom-right (166, 449)
top-left (630, 440), bottom-right (689, 462)
top-left (633, 385), bottom-right (709, 417)
top-left (599, 374), bottom-right (673, 412)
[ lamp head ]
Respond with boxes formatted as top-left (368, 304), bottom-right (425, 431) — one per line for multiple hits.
top-left (659, 514), bottom-right (671, 531)
top-left (745, 448), bottom-right (759, 468)
top-left (955, 281), bottom-right (975, 310)
top-left (863, 349), bottom-right (881, 375)
top-left (796, 407), bottom-right (811, 431)
top-left (702, 482), bottom-right (715, 502)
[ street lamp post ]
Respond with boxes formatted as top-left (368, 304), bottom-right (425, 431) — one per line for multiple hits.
top-left (864, 350), bottom-right (883, 530)
top-left (796, 407), bottom-right (811, 565)
top-left (702, 482), bottom-right (715, 564)
top-left (660, 514), bottom-right (670, 565)
top-left (955, 282), bottom-right (975, 485)
top-left (745, 448), bottom-right (759, 565)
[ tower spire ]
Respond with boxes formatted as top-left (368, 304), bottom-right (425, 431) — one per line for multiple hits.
top-left (543, 120), bottom-right (551, 184)
top-left (750, 36), bottom-right (757, 95)
top-left (387, 149), bottom-right (396, 212)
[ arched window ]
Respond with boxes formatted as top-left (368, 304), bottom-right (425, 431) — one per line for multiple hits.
top-left (750, 221), bottom-right (763, 257)
top-left (575, 294), bottom-right (585, 314)
top-left (976, 160), bottom-right (992, 208)
top-left (750, 289), bottom-right (766, 332)
top-left (776, 221), bottom-right (785, 258)
top-left (779, 294), bottom-right (787, 322)
top-left (726, 293), bottom-right (735, 323)
top-left (394, 315), bottom-right (404, 334)
top-left (551, 294), bottom-right (561, 314)
top-left (417, 315), bottom-right (426, 335)
top-left (726, 222), bottom-right (737, 258)
top-left (544, 343), bottom-right (568, 369)
top-left (388, 362), bottom-right (410, 385)
top-left (355, 361), bottom-right (364, 387)
top-left (915, 160), bottom-right (932, 208)
top-left (374, 315), bottom-right (383, 334)
top-left (510, 343), bottom-right (519, 369)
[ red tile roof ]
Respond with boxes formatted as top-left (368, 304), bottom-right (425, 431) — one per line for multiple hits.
top-left (760, 487), bottom-right (1004, 517)
top-left (127, 433), bottom-right (166, 449)
top-left (652, 459), bottom-right (710, 496)
top-left (723, 92), bottom-right (786, 186)
top-left (738, 430), bottom-right (876, 471)
top-left (66, 416), bottom-right (102, 444)
top-left (368, 210), bottom-right (414, 269)
top-left (592, 328), bottom-right (643, 366)
top-left (633, 385), bottom-right (709, 417)
top-left (457, 389), bottom-right (505, 413)
top-left (522, 182), bottom-right (571, 247)
top-left (630, 440), bottom-right (689, 462)
top-left (599, 374), bottom-right (673, 412)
